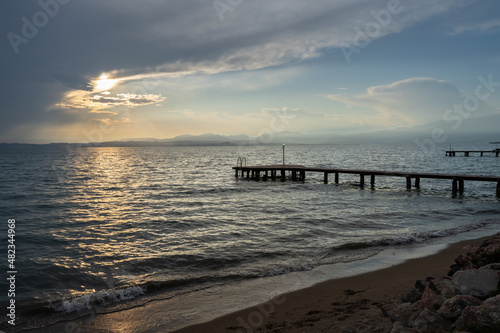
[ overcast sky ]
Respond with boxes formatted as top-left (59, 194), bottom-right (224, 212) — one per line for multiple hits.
top-left (1, 0), bottom-right (499, 143)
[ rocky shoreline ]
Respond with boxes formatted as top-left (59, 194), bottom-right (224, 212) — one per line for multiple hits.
top-left (387, 233), bottom-right (500, 333)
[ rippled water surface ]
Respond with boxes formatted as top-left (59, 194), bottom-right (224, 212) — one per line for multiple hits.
top-left (0, 144), bottom-right (499, 313)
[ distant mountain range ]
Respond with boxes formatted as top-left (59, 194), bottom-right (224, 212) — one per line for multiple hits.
top-left (2, 113), bottom-right (499, 147)
top-left (108, 113), bottom-right (500, 146)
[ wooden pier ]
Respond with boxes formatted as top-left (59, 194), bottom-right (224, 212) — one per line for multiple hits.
top-left (446, 149), bottom-right (500, 157)
top-left (233, 164), bottom-right (500, 197)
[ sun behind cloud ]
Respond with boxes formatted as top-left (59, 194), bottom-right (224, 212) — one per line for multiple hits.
top-left (94, 73), bottom-right (118, 92)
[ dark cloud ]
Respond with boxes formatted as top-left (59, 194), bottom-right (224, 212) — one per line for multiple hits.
top-left (0, 0), bottom-right (495, 142)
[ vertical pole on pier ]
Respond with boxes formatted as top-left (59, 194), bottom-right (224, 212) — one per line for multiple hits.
top-left (282, 144), bottom-right (285, 165)
top-left (324, 172), bottom-right (328, 184)
top-left (415, 177), bottom-right (420, 189)
top-left (335, 173), bottom-right (339, 184)
top-left (360, 174), bottom-right (365, 187)
top-left (459, 180), bottom-right (464, 193)
top-left (370, 174), bottom-right (375, 187)
top-left (406, 177), bottom-right (412, 190)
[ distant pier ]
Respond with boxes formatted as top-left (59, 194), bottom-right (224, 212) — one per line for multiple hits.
top-left (446, 149), bottom-right (500, 157)
top-left (233, 164), bottom-right (500, 197)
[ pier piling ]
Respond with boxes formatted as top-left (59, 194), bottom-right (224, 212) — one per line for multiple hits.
top-left (233, 163), bottom-right (500, 196)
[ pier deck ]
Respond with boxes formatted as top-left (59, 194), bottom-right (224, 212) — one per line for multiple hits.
top-left (233, 164), bottom-right (500, 196)
top-left (446, 149), bottom-right (500, 157)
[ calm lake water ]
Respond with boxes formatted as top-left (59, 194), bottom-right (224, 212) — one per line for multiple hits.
top-left (0, 143), bottom-right (499, 328)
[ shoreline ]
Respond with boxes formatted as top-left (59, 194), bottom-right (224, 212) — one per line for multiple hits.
top-left (17, 231), bottom-right (498, 333)
top-left (173, 234), bottom-right (495, 333)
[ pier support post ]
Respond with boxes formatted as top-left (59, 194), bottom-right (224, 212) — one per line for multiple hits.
top-left (465, 152), bottom-right (469, 157)
top-left (263, 170), bottom-right (268, 181)
top-left (324, 172), bottom-right (328, 184)
top-left (281, 169), bottom-right (286, 181)
top-left (459, 180), bottom-right (464, 193)
top-left (335, 173), bottom-right (339, 184)
top-left (452, 179), bottom-right (458, 193)
top-left (415, 177), bottom-right (420, 189)
top-left (255, 171), bottom-right (260, 180)
top-left (235, 168), bottom-right (239, 177)
top-left (497, 181), bottom-right (500, 197)
top-left (292, 171), bottom-right (297, 181)
top-left (370, 174), bottom-right (375, 187)
top-left (360, 174), bottom-right (365, 187)
top-left (301, 170), bottom-right (305, 181)
top-left (406, 177), bottom-right (411, 190)
top-left (246, 170), bottom-right (250, 179)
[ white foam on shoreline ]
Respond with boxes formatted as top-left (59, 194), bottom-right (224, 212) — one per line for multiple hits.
top-left (56, 286), bottom-right (145, 313)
